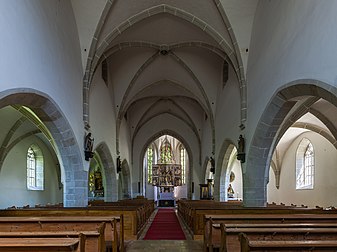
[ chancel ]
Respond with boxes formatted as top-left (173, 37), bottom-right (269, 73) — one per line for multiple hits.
top-left (150, 136), bottom-right (185, 207)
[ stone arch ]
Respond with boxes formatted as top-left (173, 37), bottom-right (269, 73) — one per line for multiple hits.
top-left (119, 159), bottom-right (131, 199)
top-left (203, 156), bottom-right (213, 183)
top-left (215, 139), bottom-right (239, 201)
top-left (246, 80), bottom-right (337, 207)
top-left (94, 142), bottom-right (118, 201)
top-left (140, 129), bottom-right (194, 199)
top-left (0, 89), bottom-right (86, 207)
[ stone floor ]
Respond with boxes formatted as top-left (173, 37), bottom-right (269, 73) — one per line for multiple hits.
top-left (125, 240), bottom-right (203, 252)
top-left (125, 207), bottom-right (204, 252)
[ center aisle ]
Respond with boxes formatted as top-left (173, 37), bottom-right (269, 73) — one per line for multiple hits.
top-left (143, 208), bottom-right (186, 240)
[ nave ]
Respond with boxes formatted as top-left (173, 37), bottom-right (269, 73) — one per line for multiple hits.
top-left (126, 207), bottom-right (203, 252)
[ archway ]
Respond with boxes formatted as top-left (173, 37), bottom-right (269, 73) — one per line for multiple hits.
top-left (0, 89), bottom-right (86, 206)
top-left (118, 159), bottom-right (131, 199)
top-left (143, 134), bottom-right (189, 204)
top-left (94, 142), bottom-right (118, 201)
top-left (246, 81), bottom-right (337, 207)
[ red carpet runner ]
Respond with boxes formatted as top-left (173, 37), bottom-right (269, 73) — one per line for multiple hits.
top-left (143, 208), bottom-right (186, 240)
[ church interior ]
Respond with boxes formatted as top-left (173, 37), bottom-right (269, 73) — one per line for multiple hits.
top-left (1, 0), bottom-right (337, 251)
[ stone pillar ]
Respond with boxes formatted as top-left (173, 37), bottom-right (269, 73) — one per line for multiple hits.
top-left (242, 173), bottom-right (267, 207)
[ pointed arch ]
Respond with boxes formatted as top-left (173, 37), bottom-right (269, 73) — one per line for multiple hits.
top-left (27, 144), bottom-right (44, 190)
top-left (93, 142), bottom-right (118, 201)
top-left (296, 138), bottom-right (314, 189)
top-left (247, 80), bottom-right (337, 207)
top-left (0, 89), bottom-right (86, 207)
top-left (120, 159), bottom-right (131, 199)
top-left (140, 130), bottom-right (193, 199)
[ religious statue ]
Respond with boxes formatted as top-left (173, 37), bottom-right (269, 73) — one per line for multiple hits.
top-left (94, 170), bottom-right (104, 197)
top-left (236, 134), bottom-right (245, 163)
top-left (84, 132), bottom-right (94, 161)
top-left (116, 156), bottom-right (121, 173)
top-left (94, 171), bottom-right (103, 191)
top-left (209, 156), bottom-right (215, 174)
top-left (238, 134), bottom-right (245, 153)
top-left (227, 183), bottom-right (234, 198)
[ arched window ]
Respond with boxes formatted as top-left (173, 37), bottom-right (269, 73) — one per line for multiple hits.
top-left (27, 145), bottom-right (44, 190)
top-left (147, 146), bottom-right (153, 184)
top-left (296, 138), bottom-right (314, 189)
top-left (160, 137), bottom-right (173, 164)
top-left (180, 146), bottom-right (186, 184)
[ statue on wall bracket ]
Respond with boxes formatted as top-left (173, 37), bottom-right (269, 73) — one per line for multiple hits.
top-left (236, 134), bottom-right (245, 163)
top-left (84, 132), bottom-right (94, 161)
top-left (117, 156), bottom-right (122, 173)
top-left (209, 156), bottom-right (215, 174)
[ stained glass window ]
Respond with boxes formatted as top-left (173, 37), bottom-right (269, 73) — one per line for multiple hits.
top-left (180, 146), bottom-right (186, 184)
top-left (160, 137), bottom-right (173, 164)
top-left (147, 147), bottom-right (153, 184)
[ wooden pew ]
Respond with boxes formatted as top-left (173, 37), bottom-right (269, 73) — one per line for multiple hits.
top-left (0, 208), bottom-right (126, 251)
top-left (204, 216), bottom-right (337, 252)
top-left (89, 199), bottom-right (155, 234)
top-left (0, 234), bottom-right (85, 252)
top-left (177, 199), bottom-right (332, 238)
top-left (0, 230), bottom-right (101, 252)
top-left (0, 216), bottom-right (118, 252)
top-left (221, 224), bottom-right (337, 252)
top-left (239, 232), bottom-right (337, 252)
top-left (201, 212), bottom-right (337, 240)
top-left (0, 205), bottom-right (146, 241)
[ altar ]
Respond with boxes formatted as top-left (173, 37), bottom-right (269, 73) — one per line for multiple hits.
top-left (158, 189), bottom-right (175, 207)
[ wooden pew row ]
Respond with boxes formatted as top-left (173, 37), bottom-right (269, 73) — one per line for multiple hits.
top-left (239, 232), bottom-right (337, 252)
top-left (209, 223), bottom-right (337, 252)
top-left (89, 199), bottom-right (155, 233)
top-left (0, 234), bottom-right (85, 252)
top-left (0, 199), bottom-right (155, 241)
top-left (0, 230), bottom-right (100, 252)
top-left (0, 206), bottom-right (141, 241)
top-left (177, 199), bottom-right (337, 238)
top-left (0, 216), bottom-right (118, 252)
top-left (203, 213), bottom-right (337, 248)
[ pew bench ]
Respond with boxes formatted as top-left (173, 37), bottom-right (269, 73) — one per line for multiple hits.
top-left (178, 199), bottom-right (337, 238)
top-left (0, 206), bottom-right (137, 241)
top-left (0, 216), bottom-right (119, 252)
top-left (0, 235), bottom-right (85, 252)
top-left (0, 230), bottom-right (101, 252)
top-left (224, 226), bottom-right (337, 252)
top-left (205, 222), bottom-right (337, 252)
top-left (239, 232), bottom-right (337, 252)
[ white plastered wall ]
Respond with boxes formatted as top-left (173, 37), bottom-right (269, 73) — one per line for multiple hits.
top-left (89, 64), bottom-right (117, 166)
top-left (247, 0), bottom-right (337, 152)
top-left (0, 136), bottom-right (62, 209)
top-left (0, 1), bottom-right (84, 165)
top-left (267, 131), bottom-right (337, 208)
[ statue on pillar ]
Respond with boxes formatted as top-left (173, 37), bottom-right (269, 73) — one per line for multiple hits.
top-left (236, 134), bottom-right (245, 163)
top-left (84, 132), bottom-right (94, 161)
